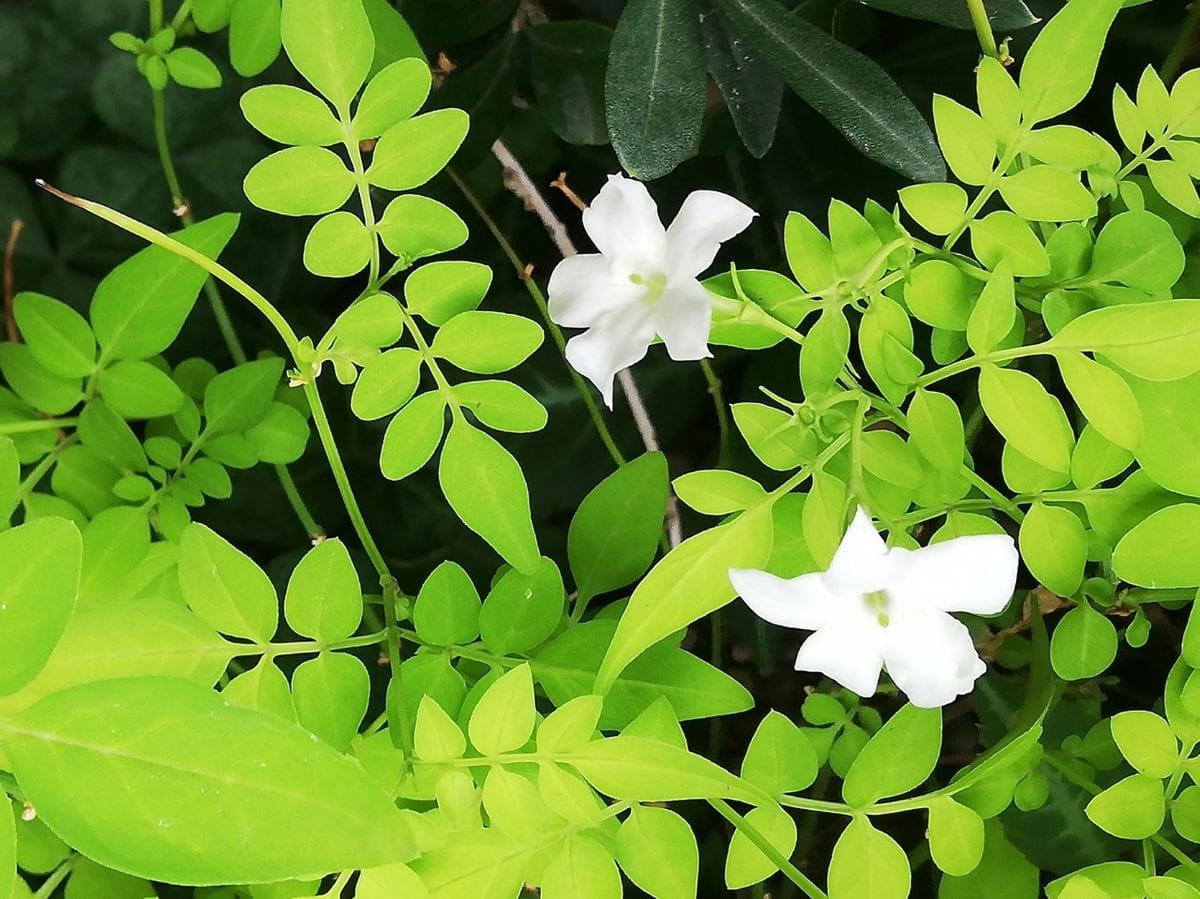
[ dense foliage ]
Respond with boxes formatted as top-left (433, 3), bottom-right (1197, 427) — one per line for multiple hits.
top-left (1, 0), bottom-right (1200, 897)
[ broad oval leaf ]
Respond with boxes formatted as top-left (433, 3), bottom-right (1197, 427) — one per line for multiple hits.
top-left (0, 518), bottom-right (81, 697)
top-left (842, 704), bottom-right (941, 807)
top-left (1, 677), bottom-right (414, 884)
top-left (243, 147), bottom-right (355, 216)
top-left (1112, 504), bottom-right (1200, 588)
top-left (279, 0), bottom-right (374, 110)
top-left (438, 419), bottom-right (540, 574)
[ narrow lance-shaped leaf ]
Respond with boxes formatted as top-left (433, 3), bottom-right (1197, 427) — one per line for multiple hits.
top-left (716, 0), bottom-right (945, 182)
top-left (605, 0), bottom-right (707, 180)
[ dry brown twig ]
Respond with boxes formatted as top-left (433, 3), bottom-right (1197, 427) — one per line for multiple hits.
top-left (4, 218), bottom-right (23, 343)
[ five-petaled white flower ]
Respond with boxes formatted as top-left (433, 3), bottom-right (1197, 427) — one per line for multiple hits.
top-left (729, 509), bottom-right (1019, 708)
top-left (547, 173), bottom-right (756, 408)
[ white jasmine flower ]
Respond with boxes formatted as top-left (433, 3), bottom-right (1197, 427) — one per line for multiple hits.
top-left (547, 174), bottom-right (755, 407)
top-left (730, 509), bottom-right (1019, 708)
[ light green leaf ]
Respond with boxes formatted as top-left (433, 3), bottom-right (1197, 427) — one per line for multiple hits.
top-left (203, 357), bottom-right (284, 434)
top-left (0, 518), bottom-right (81, 697)
top-left (1019, 502), bottom-right (1087, 597)
top-left (827, 817), bottom-right (910, 899)
top-left (741, 710), bottom-right (818, 796)
top-left (568, 452), bottom-right (668, 604)
top-left (98, 360), bottom-right (183, 420)
top-left (438, 419), bottom-right (540, 574)
top-left (405, 260), bottom-right (491, 327)
top-left (431, 311), bottom-right (543, 375)
top-left (907, 389), bottom-right (964, 471)
top-left (1, 677), bottom-right (413, 884)
top-left (243, 146), bottom-right (355, 216)
top-left (615, 805), bottom-right (697, 899)
top-left (0, 344), bottom-right (81, 415)
top-left (1111, 710), bottom-right (1177, 778)
top-left (350, 348), bottom-right (422, 420)
top-left (453, 380), bottom-right (547, 433)
top-left (998, 166), bottom-right (1098, 222)
top-left (292, 652), bottom-right (369, 751)
top-left (354, 57), bottom-right (431, 139)
top-left (725, 803), bottom-right (796, 889)
top-left (568, 736), bottom-right (761, 803)
top-left (178, 523), bottom-right (278, 641)
top-left (468, 664), bottom-right (535, 755)
top-left (90, 214), bottom-right (239, 362)
top-left (303, 212), bottom-right (372, 278)
top-left (898, 182), bottom-right (968, 236)
top-left (229, 0), bottom-right (282, 77)
top-left (1086, 210), bottom-right (1185, 292)
top-left (377, 196), bottom-right (469, 264)
top-left (480, 557), bottom-right (564, 655)
top-left (903, 260), bottom-right (971, 331)
top-left (542, 834), bottom-right (620, 899)
top-left (1085, 773), bottom-right (1165, 839)
top-left (240, 84), bottom-right (341, 146)
top-left (927, 797), bottom-right (984, 876)
top-left (412, 560), bottom-right (481, 647)
top-left (280, 0), bottom-right (374, 109)
top-left (367, 109), bottom-right (469, 191)
top-left (13, 292), bottom-right (95, 378)
top-left (932, 94), bottom-right (995, 185)
top-left (979, 364), bottom-right (1074, 474)
top-left (596, 505), bottom-right (773, 691)
top-left (673, 469), bottom-right (766, 516)
top-left (1019, 0), bottom-right (1123, 123)
top-left (413, 694), bottom-right (466, 762)
top-left (379, 391), bottom-right (446, 481)
top-left (969, 211), bottom-right (1050, 277)
top-left (1050, 600), bottom-right (1118, 680)
top-left (284, 539), bottom-right (362, 642)
top-left (842, 704), bottom-right (941, 807)
top-left (966, 263), bottom-right (1016, 355)
top-left (1049, 301), bottom-right (1200, 382)
top-left (1112, 504), bottom-right (1200, 588)
top-left (166, 47), bottom-right (222, 89)
top-left (1056, 353), bottom-right (1142, 451)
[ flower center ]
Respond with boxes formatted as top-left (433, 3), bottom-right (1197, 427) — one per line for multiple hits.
top-left (865, 590), bottom-right (891, 627)
top-left (629, 272), bottom-right (669, 305)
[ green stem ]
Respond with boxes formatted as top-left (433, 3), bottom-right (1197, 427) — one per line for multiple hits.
top-left (170, 0), bottom-right (192, 31)
top-left (33, 857), bottom-right (73, 899)
top-left (709, 799), bottom-right (829, 899)
top-left (257, 629), bottom-right (388, 658)
top-left (17, 435), bottom-right (77, 504)
top-left (0, 417), bottom-right (77, 435)
top-left (446, 167), bottom-right (626, 467)
top-left (40, 183), bottom-right (389, 587)
top-left (944, 130), bottom-right (1029, 248)
top-left (699, 359), bottom-right (732, 469)
top-left (915, 344), bottom-right (1040, 389)
top-left (1162, 2), bottom-right (1200, 84)
top-left (342, 112), bottom-right (381, 285)
top-left (965, 0), bottom-right (1000, 60)
top-left (149, 83), bottom-right (322, 539)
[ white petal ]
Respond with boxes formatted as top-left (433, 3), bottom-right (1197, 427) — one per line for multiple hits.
top-left (563, 306), bottom-right (656, 408)
top-left (547, 254), bottom-right (644, 329)
top-left (654, 281), bottom-right (713, 361)
top-left (665, 190), bottom-right (757, 280)
top-left (730, 568), bottom-right (839, 631)
top-left (825, 508), bottom-right (893, 594)
top-left (582, 174), bottom-right (667, 277)
top-left (882, 607), bottom-right (987, 708)
top-left (794, 616), bottom-right (884, 699)
top-left (890, 534), bottom-right (1019, 615)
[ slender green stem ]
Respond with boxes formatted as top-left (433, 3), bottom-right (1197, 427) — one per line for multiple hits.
top-left (962, 466), bottom-right (1025, 522)
top-left (33, 857), bottom-right (73, 899)
top-left (40, 183), bottom-right (389, 586)
top-left (342, 112), bottom-right (381, 284)
top-left (914, 344), bottom-right (1039, 388)
top-left (699, 359), bottom-right (732, 468)
top-left (965, 0), bottom-right (1000, 60)
top-left (446, 167), bottom-right (626, 467)
top-left (256, 629), bottom-right (388, 658)
top-left (149, 82), bottom-right (322, 538)
top-left (1162, 2), bottom-right (1200, 84)
top-left (17, 435), bottom-right (77, 504)
top-left (0, 417), bottom-right (77, 435)
top-left (945, 131), bottom-right (1028, 248)
top-left (170, 0), bottom-right (192, 31)
top-left (709, 799), bottom-right (829, 899)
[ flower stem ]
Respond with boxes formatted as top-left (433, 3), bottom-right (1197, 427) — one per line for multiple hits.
top-left (446, 167), bottom-right (626, 467)
top-left (965, 0), bottom-right (1000, 60)
top-left (700, 358), bottom-right (732, 469)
